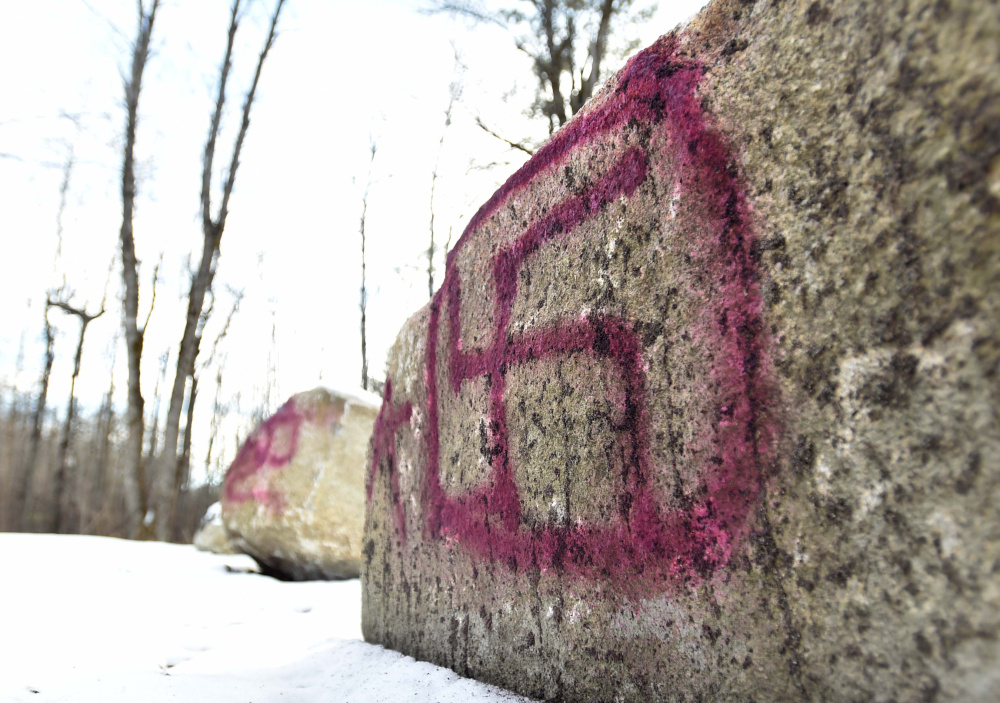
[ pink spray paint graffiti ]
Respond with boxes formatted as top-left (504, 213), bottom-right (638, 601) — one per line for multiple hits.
top-left (223, 398), bottom-right (304, 512)
top-left (225, 392), bottom-right (349, 512)
top-left (367, 380), bottom-right (413, 539)
top-left (368, 36), bottom-right (777, 590)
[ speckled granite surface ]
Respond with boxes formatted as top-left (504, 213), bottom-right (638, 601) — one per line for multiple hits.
top-left (362, 1), bottom-right (1000, 699)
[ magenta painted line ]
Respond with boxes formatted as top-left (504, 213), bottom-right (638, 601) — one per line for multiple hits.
top-left (448, 41), bottom-right (698, 263)
top-left (369, 35), bottom-right (778, 592)
top-left (223, 397), bottom-right (304, 511)
top-left (367, 379), bottom-right (413, 539)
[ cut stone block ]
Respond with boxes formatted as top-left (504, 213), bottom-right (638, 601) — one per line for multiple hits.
top-left (362, 0), bottom-right (1000, 700)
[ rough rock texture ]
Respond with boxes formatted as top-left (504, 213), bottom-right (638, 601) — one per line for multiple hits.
top-left (193, 502), bottom-right (237, 555)
top-left (362, 0), bottom-right (1000, 701)
top-left (223, 387), bottom-right (380, 580)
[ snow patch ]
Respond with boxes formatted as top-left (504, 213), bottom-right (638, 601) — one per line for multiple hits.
top-left (0, 533), bottom-right (535, 703)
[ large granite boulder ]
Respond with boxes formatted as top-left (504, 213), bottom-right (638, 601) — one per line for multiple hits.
top-left (223, 387), bottom-right (380, 580)
top-left (362, 0), bottom-right (1000, 700)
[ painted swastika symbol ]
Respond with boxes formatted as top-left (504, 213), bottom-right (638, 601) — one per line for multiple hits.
top-left (368, 35), bottom-right (777, 590)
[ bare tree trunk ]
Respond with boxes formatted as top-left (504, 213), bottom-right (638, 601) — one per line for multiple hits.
top-left (428, 47), bottom-right (463, 299)
top-left (18, 309), bottom-right (55, 531)
top-left (540, 0), bottom-right (568, 132)
top-left (572, 0), bottom-right (614, 115)
top-left (98, 393), bottom-right (115, 497)
top-left (88, 334), bottom-right (118, 533)
top-left (145, 346), bottom-right (169, 465)
top-left (170, 373), bottom-right (197, 542)
top-left (118, 0), bottom-right (160, 539)
top-left (264, 311), bottom-right (278, 413)
top-left (1, 380), bottom-right (17, 530)
top-left (153, 0), bottom-right (285, 541)
top-left (428, 207), bottom-right (435, 299)
top-left (473, 116), bottom-right (535, 156)
top-left (204, 367), bottom-right (225, 483)
top-left (181, 376), bottom-right (196, 480)
top-left (79, 351), bottom-right (116, 535)
top-left (49, 300), bottom-right (103, 534)
top-left (430, 0), bottom-right (636, 141)
top-left (200, 287), bottom-right (241, 489)
top-left (359, 141), bottom-right (376, 391)
top-left (53, 403), bottom-right (77, 533)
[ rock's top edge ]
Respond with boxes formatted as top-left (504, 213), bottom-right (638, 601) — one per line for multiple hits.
top-left (292, 385), bottom-right (383, 411)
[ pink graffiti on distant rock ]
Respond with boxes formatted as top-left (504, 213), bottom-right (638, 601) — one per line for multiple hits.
top-left (223, 398), bottom-right (304, 512)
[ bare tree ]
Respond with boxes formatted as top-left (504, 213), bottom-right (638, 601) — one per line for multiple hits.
top-left (201, 287), bottom-right (243, 489)
top-left (53, 141), bottom-right (76, 264)
top-left (90, 334), bottom-right (119, 530)
top-left (176, 377), bottom-right (196, 509)
top-left (152, 0), bottom-right (286, 541)
top-left (118, 0), bottom-right (160, 538)
top-left (202, 287), bottom-right (243, 375)
top-left (359, 141), bottom-right (377, 391)
top-left (474, 115), bottom-right (535, 155)
top-left (17, 305), bottom-right (56, 531)
top-left (169, 287), bottom-right (242, 541)
top-left (429, 0), bottom-right (655, 140)
top-left (17, 138), bottom-right (78, 532)
top-left (47, 298), bottom-right (105, 533)
top-left (203, 365), bottom-right (227, 483)
top-left (146, 345), bottom-right (169, 466)
top-left (428, 47), bottom-right (465, 298)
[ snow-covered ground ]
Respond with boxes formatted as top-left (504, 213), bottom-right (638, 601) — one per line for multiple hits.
top-left (0, 533), bottom-right (535, 702)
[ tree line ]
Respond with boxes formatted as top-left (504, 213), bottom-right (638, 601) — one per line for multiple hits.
top-left (0, 0), bottom-right (654, 541)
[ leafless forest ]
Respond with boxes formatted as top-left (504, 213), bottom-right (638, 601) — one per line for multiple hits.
top-left (1, 0), bottom-right (656, 542)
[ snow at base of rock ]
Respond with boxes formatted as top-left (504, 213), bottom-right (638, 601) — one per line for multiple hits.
top-left (0, 533), bottom-right (535, 703)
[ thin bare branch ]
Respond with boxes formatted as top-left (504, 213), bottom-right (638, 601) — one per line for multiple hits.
top-left (81, 0), bottom-right (132, 45)
top-left (466, 158), bottom-right (514, 172)
top-left (574, 0), bottom-right (615, 114)
top-left (118, 0), bottom-right (159, 538)
top-left (359, 140), bottom-right (377, 391)
top-left (154, 0), bottom-right (285, 541)
top-left (474, 116), bottom-right (535, 155)
top-left (197, 287), bottom-right (216, 339)
top-left (203, 364), bottom-right (225, 481)
top-left (100, 254), bottom-right (117, 311)
top-left (201, 0), bottom-right (241, 235)
top-left (53, 147), bottom-right (75, 265)
top-left (48, 298), bottom-right (105, 533)
top-left (428, 45), bottom-right (465, 298)
top-left (423, 1), bottom-right (507, 28)
top-left (142, 253), bottom-right (162, 333)
top-left (202, 288), bottom-right (243, 371)
top-left (216, 0), bottom-right (286, 233)
top-left (433, 0), bottom-right (648, 140)
top-left (47, 299), bottom-right (105, 326)
top-left (18, 306), bottom-right (57, 531)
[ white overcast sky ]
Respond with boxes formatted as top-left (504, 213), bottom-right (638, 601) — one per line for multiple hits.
top-left (0, 0), bottom-right (705, 476)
